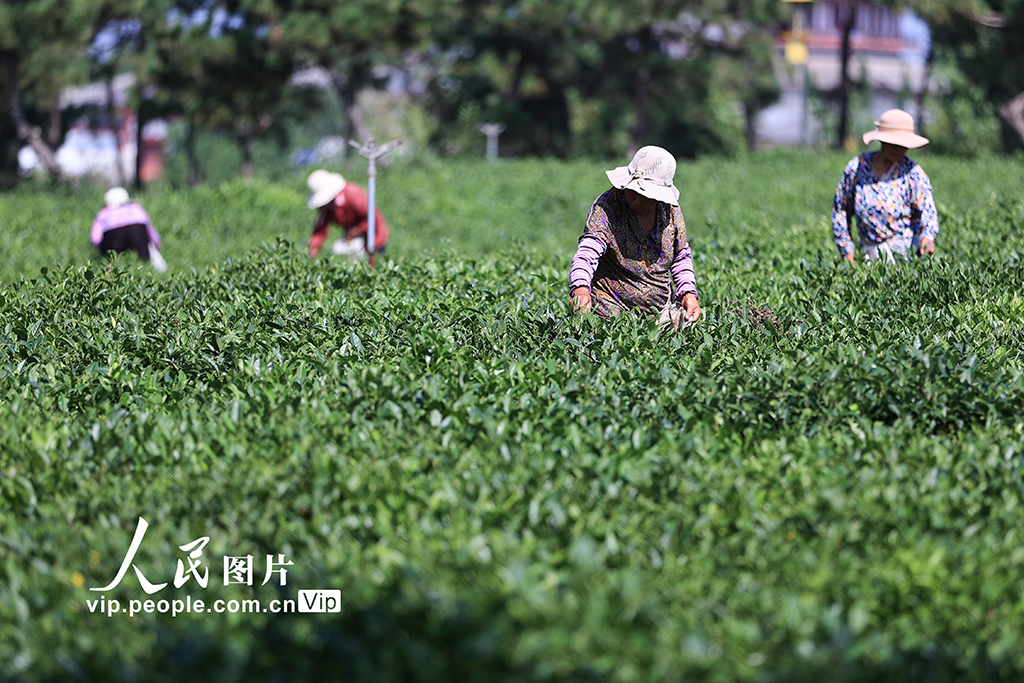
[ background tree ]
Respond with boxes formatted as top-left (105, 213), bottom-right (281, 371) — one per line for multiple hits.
top-left (835, 1), bottom-right (857, 148)
top-left (425, 0), bottom-right (579, 157)
top-left (87, 3), bottom-right (151, 187)
top-left (575, 0), bottom-right (703, 155)
top-left (827, 0), bottom-right (994, 150)
top-left (154, 0), bottom-right (297, 179)
top-left (0, 0), bottom-right (99, 181)
top-left (2, 0), bottom-right (1022, 187)
top-left (564, 0), bottom-right (777, 158)
top-left (705, 0), bottom-right (785, 151)
top-left (927, 0), bottom-right (1023, 151)
top-left (93, 0), bottom-right (176, 192)
top-left (280, 0), bottom-right (456, 148)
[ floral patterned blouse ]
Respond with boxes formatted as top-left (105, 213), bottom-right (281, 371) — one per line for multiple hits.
top-left (832, 152), bottom-right (939, 257)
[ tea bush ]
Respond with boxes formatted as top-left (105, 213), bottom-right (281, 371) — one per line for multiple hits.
top-left (2, 153), bottom-right (1024, 681)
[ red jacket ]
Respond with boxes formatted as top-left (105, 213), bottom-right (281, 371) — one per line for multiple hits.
top-left (308, 182), bottom-right (389, 256)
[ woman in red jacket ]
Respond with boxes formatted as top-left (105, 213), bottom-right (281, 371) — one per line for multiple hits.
top-left (306, 169), bottom-right (389, 258)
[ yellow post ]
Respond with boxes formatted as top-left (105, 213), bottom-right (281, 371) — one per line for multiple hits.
top-left (782, 0), bottom-right (814, 145)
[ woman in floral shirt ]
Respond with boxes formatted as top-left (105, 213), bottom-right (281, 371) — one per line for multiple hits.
top-left (832, 109), bottom-right (939, 264)
top-left (570, 146), bottom-right (701, 326)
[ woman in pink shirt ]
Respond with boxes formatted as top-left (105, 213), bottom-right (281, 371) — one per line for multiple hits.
top-left (90, 187), bottom-right (166, 272)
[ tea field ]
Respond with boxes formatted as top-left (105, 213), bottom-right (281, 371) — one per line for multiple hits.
top-left (3, 153), bottom-right (1024, 681)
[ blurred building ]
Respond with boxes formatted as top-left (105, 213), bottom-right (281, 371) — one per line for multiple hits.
top-left (758, 1), bottom-right (931, 146)
top-left (18, 72), bottom-right (167, 184)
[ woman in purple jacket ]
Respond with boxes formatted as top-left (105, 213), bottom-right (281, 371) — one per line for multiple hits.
top-left (569, 146), bottom-right (701, 327)
top-left (90, 187), bottom-right (166, 271)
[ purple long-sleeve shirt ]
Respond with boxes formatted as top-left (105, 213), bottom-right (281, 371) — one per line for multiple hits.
top-left (571, 235), bottom-right (697, 301)
top-left (569, 189), bottom-right (697, 317)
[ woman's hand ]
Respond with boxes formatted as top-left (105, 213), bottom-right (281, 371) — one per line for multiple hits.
top-left (682, 293), bottom-right (701, 322)
top-left (845, 252), bottom-right (856, 268)
top-left (572, 287), bottom-right (592, 313)
top-left (919, 237), bottom-right (935, 255)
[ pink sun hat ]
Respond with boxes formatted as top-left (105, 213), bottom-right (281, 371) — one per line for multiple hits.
top-left (862, 109), bottom-right (929, 149)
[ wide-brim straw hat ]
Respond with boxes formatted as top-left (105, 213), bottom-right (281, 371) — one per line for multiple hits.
top-left (606, 146), bottom-right (680, 206)
top-left (307, 169), bottom-right (347, 210)
top-left (862, 109), bottom-right (929, 149)
top-left (104, 187), bottom-right (130, 208)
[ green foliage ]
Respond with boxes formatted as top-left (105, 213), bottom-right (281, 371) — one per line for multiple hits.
top-left (6, 0), bottom-right (1024, 180)
top-left (808, 61), bottom-right (877, 151)
top-left (928, 0), bottom-right (1024, 152)
top-left (927, 78), bottom-right (1004, 156)
top-left (3, 154), bottom-right (1024, 680)
top-left (0, 0), bottom-right (96, 104)
top-left (159, 85), bottom-right (336, 186)
top-left (151, 0), bottom-right (298, 177)
top-left (0, 0), bottom-right (108, 180)
top-left (422, 0), bottom-right (785, 159)
top-left (430, 1), bottom-right (576, 158)
top-left (277, 0), bottom-right (458, 148)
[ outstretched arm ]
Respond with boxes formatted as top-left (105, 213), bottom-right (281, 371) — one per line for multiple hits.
top-left (910, 166), bottom-right (939, 255)
top-left (140, 207), bottom-right (160, 247)
top-left (832, 159), bottom-right (859, 263)
top-left (90, 213), bottom-right (105, 247)
top-left (668, 209), bottom-right (700, 321)
top-left (671, 241), bottom-right (697, 301)
top-left (570, 200), bottom-right (616, 312)
top-left (308, 210), bottom-right (329, 257)
top-left (671, 242), bottom-right (701, 322)
top-left (570, 235), bottom-right (606, 312)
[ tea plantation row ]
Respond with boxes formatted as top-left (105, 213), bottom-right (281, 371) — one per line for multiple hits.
top-left (2, 154), bottom-right (1024, 681)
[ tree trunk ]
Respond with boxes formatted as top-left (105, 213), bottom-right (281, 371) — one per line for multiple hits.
top-left (836, 2), bottom-right (858, 150)
top-left (744, 100), bottom-right (758, 151)
top-left (1000, 91), bottom-right (1024, 149)
top-left (4, 54), bottom-right (63, 180)
top-left (133, 96), bottom-right (146, 193)
top-left (238, 132), bottom-right (254, 179)
top-left (48, 101), bottom-right (61, 148)
top-left (504, 55), bottom-right (526, 102)
top-left (631, 27), bottom-right (651, 156)
top-left (915, 46), bottom-right (934, 138)
top-left (185, 119), bottom-right (202, 187)
top-left (105, 75), bottom-right (126, 186)
top-left (330, 68), bottom-right (369, 145)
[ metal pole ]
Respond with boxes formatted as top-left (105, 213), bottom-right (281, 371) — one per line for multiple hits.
top-left (801, 61), bottom-right (809, 147)
top-left (795, 5), bottom-right (807, 147)
top-left (479, 123), bottom-right (506, 160)
top-left (348, 137), bottom-right (401, 267)
top-left (783, 0), bottom-right (813, 147)
top-left (367, 155), bottom-right (376, 267)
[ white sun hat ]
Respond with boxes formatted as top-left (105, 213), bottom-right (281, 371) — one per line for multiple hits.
top-left (605, 146), bottom-right (680, 206)
top-left (104, 187), bottom-right (130, 208)
top-left (307, 169), bottom-right (347, 210)
top-left (862, 109), bottom-right (929, 149)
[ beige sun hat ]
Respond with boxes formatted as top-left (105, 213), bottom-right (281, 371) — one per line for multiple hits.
top-left (862, 109), bottom-right (929, 149)
top-left (104, 187), bottom-right (130, 208)
top-left (606, 146), bottom-right (680, 206)
top-left (306, 169), bottom-right (347, 210)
